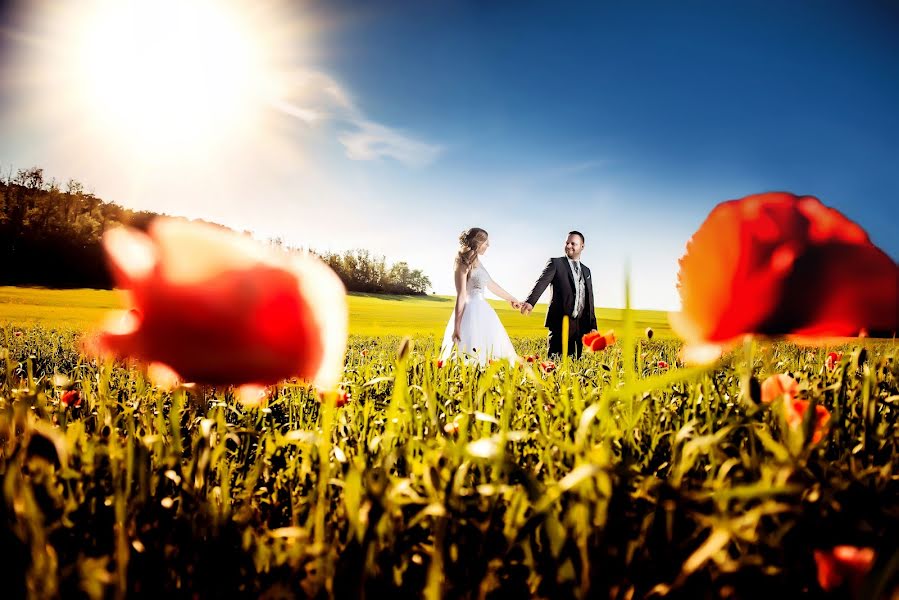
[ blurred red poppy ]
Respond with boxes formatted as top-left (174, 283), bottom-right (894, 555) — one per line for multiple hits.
top-left (60, 390), bottom-right (81, 407)
top-left (237, 384), bottom-right (269, 408)
top-left (761, 373), bottom-right (798, 404)
top-left (583, 330), bottom-right (616, 352)
top-left (814, 546), bottom-right (875, 592)
top-left (147, 362), bottom-right (182, 392)
top-left (825, 351), bottom-right (842, 371)
top-left (90, 218), bottom-right (348, 389)
top-left (785, 399), bottom-right (830, 444)
top-left (318, 388), bottom-right (350, 408)
top-left (540, 361), bottom-right (556, 373)
top-left (670, 193), bottom-right (898, 363)
top-left (657, 360), bottom-right (669, 369)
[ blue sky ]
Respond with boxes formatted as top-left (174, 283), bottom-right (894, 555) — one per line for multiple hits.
top-left (1, 0), bottom-right (897, 309)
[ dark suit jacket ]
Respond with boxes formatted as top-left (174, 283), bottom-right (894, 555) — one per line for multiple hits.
top-left (525, 257), bottom-right (597, 331)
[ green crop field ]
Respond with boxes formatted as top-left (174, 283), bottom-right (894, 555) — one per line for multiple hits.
top-left (0, 286), bottom-right (673, 338)
top-left (2, 326), bottom-right (896, 598)
top-left (2, 286), bottom-right (896, 598)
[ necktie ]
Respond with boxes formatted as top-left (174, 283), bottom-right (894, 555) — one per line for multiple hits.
top-left (572, 261), bottom-right (581, 318)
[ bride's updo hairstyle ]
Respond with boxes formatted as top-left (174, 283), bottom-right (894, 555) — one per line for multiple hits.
top-left (455, 227), bottom-right (488, 273)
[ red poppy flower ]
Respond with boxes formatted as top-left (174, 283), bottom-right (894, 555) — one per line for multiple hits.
top-left (14, 331), bottom-right (23, 338)
top-left (825, 351), bottom-right (842, 371)
top-left (436, 360), bottom-right (444, 368)
top-left (761, 374), bottom-right (798, 404)
top-left (237, 384), bottom-right (270, 408)
top-left (785, 398), bottom-right (830, 444)
top-left (147, 362), bottom-right (182, 392)
top-left (540, 361), bottom-right (556, 372)
top-left (670, 193), bottom-right (898, 363)
top-left (60, 390), bottom-right (81, 408)
top-left (361, 350), bottom-right (368, 357)
top-left (583, 330), bottom-right (617, 352)
top-left (317, 388), bottom-right (350, 408)
top-left (814, 546), bottom-right (875, 592)
top-left (90, 218), bottom-right (348, 389)
top-left (657, 360), bottom-right (669, 369)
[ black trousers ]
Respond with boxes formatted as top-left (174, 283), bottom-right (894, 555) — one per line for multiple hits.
top-left (548, 315), bottom-right (590, 359)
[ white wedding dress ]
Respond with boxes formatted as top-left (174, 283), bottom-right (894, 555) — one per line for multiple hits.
top-left (440, 262), bottom-right (518, 366)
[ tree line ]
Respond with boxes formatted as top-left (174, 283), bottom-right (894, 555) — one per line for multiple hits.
top-left (0, 167), bottom-right (431, 295)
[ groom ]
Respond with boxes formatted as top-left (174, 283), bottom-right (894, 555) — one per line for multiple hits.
top-left (520, 231), bottom-right (597, 358)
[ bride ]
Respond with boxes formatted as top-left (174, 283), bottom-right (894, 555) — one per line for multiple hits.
top-left (440, 228), bottom-right (520, 365)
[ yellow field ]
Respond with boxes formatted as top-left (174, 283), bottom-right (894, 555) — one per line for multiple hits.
top-left (0, 286), bottom-right (673, 338)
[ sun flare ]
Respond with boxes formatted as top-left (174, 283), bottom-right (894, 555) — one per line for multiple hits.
top-left (3, 0), bottom-right (307, 164)
top-left (72, 0), bottom-right (273, 152)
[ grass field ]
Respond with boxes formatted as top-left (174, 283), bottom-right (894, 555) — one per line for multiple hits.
top-left (0, 286), bottom-right (673, 338)
top-left (2, 323), bottom-right (896, 598)
top-left (7, 286), bottom-right (895, 597)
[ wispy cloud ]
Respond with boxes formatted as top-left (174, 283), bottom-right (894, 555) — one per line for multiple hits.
top-left (338, 120), bottom-right (442, 167)
top-left (269, 99), bottom-right (321, 124)
top-left (273, 70), bottom-right (442, 168)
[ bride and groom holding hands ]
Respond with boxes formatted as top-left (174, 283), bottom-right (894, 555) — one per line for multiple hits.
top-left (440, 228), bottom-right (598, 365)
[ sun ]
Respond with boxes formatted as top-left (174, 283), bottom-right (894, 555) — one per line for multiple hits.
top-left (69, 0), bottom-right (275, 155)
top-left (3, 0), bottom-right (305, 163)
